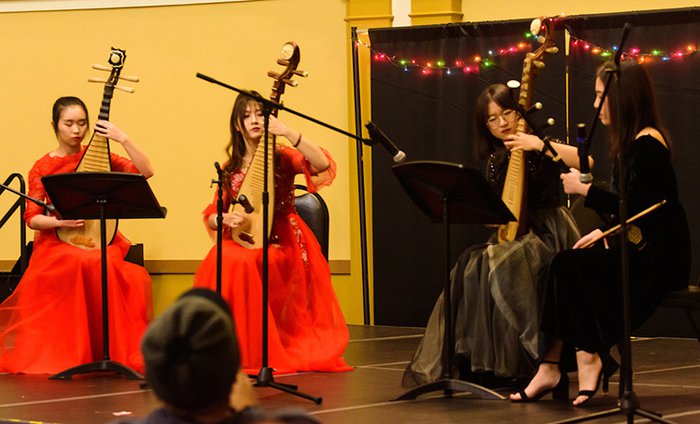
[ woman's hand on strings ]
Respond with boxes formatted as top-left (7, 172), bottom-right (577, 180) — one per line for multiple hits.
top-left (222, 211), bottom-right (248, 228)
top-left (57, 219), bottom-right (84, 228)
top-left (503, 133), bottom-right (543, 152)
top-left (266, 115), bottom-right (292, 139)
top-left (573, 228), bottom-right (603, 249)
top-left (95, 120), bottom-right (130, 145)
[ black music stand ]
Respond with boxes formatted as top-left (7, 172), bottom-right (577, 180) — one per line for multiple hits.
top-left (392, 161), bottom-right (515, 401)
top-left (41, 172), bottom-right (167, 380)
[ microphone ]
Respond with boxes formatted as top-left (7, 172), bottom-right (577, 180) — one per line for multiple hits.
top-left (364, 121), bottom-right (406, 163)
top-left (215, 162), bottom-right (254, 213)
top-left (577, 123), bottom-right (593, 183)
top-left (237, 194), bottom-right (254, 214)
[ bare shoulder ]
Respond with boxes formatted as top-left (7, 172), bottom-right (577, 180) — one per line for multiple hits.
top-left (636, 127), bottom-right (668, 149)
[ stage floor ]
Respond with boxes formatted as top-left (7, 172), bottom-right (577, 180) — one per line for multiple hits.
top-left (1, 325), bottom-right (699, 423)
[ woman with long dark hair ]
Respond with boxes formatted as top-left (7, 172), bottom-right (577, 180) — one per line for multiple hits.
top-left (510, 60), bottom-right (691, 406)
top-left (194, 91), bottom-right (350, 373)
top-left (404, 83), bottom-right (587, 386)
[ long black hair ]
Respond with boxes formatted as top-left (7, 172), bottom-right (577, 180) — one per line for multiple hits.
top-left (596, 60), bottom-right (670, 158)
top-left (222, 91), bottom-right (263, 192)
top-left (473, 83), bottom-right (519, 159)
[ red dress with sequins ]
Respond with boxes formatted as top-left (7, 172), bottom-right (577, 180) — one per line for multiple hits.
top-left (0, 149), bottom-right (152, 374)
top-left (194, 146), bottom-right (350, 373)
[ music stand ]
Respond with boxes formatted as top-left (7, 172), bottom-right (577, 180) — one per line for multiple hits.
top-left (41, 172), bottom-right (167, 380)
top-left (392, 161), bottom-right (515, 401)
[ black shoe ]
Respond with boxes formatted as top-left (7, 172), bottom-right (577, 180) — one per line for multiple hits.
top-left (510, 360), bottom-right (569, 403)
top-left (574, 351), bottom-right (620, 407)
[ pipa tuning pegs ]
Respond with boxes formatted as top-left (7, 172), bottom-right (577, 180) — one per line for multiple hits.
top-left (114, 85), bottom-right (135, 93)
top-left (92, 63), bottom-right (112, 72)
top-left (119, 74), bottom-right (140, 83)
top-left (87, 77), bottom-right (135, 93)
top-left (91, 64), bottom-right (139, 82)
top-left (526, 102), bottom-right (543, 113)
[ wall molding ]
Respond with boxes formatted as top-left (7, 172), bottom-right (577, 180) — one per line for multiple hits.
top-left (0, 0), bottom-right (256, 13)
top-left (0, 258), bottom-right (351, 275)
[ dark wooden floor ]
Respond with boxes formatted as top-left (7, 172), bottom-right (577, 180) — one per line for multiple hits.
top-left (1, 325), bottom-right (699, 423)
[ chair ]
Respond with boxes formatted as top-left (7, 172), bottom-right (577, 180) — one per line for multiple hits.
top-left (294, 184), bottom-right (329, 260)
top-left (659, 281), bottom-right (700, 344)
top-left (569, 194), bottom-right (605, 236)
top-left (0, 242), bottom-right (33, 303)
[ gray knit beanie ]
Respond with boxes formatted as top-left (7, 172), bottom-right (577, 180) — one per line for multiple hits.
top-left (141, 288), bottom-right (239, 411)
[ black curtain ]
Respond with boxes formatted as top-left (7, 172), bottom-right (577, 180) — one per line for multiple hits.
top-left (369, 8), bottom-right (700, 327)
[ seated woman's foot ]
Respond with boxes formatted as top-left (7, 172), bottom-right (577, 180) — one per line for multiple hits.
top-left (573, 351), bottom-right (603, 407)
top-left (509, 362), bottom-right (567, 402)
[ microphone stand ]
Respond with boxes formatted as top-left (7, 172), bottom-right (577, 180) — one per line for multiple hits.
top-left (213, 163), bottom-right (224, 295)
top-left (0, 181), bottom-right (56, 215)
top-left (211, 162), bottom-right (254, 295)
top-left (197, 73), bottom-right (400, 405)
top-left (553, 23), bottom-right (676, 424)
top-left (197, 73), bottom-right (377, 148)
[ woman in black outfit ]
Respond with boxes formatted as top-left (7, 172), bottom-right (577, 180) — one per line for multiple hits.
top-left (404, 83), bottom-right (585, 386)
top-left (510, 60), bottom-right (691, 406)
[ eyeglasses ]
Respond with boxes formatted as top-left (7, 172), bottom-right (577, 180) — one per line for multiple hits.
top-left (486, 109), bottom-right (517, 128)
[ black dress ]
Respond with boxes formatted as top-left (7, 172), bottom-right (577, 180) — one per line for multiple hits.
top-left (403, 145), bottom-right (581, 385)
top-left (542, 135), bottom-right (691, 354)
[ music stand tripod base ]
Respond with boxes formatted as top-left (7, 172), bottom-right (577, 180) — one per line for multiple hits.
top-left (254, 367), bottom-right (322, 404)
top-left (392, 161), bottom-right (515, 403)
top-left (50, 360), bottom-right (144, 380)
top-left (394, 379), bottom-right (505, 401)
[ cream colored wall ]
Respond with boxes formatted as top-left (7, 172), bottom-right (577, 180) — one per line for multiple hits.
top-left (0, 0), bottom-right (351, 262)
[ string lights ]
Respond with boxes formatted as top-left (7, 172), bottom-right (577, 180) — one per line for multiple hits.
top-left (359, 33), bottom-right (697, 77)
top-left (569, 36), bottom-right (697, 63)
top-left (358, 33), bottom-right (537, 76)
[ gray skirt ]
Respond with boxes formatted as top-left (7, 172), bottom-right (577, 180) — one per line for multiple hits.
top-left (403, 206), bottom-right (581, 386)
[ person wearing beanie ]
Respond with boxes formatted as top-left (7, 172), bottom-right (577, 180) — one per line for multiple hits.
top-left (111, 288), bottom-right (258, 424)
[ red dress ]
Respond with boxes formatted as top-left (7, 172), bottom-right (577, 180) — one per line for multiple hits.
top-left (0, 148), bottom-right (152, 374)
top-left (194, 146), bottom-right (351, 373)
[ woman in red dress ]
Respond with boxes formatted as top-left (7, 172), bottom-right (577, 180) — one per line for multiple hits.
top-left (194, 91), bottom-right (350, 373)
top-left (0, 96), bottom-right (154, 374)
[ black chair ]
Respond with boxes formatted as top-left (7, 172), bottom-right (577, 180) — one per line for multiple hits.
top-left (659, 281), bottom-right (700, 344)
top-left (569, 195), bottom-right (605, 236)
top-left (294, 184), bottom-right (329, 260)
top-left (0, 242), bottom-right (33, 303)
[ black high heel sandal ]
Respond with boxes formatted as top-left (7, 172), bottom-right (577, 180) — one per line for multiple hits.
top-left (574, 351), bottom-right (620, 407)
top-left (510, 360), bottom-right (570, 403)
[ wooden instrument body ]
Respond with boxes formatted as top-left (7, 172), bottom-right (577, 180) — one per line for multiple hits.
top-left (497, 18), bottom-right (558, 243)
top-left (231, 134), bottom-right (276, 248)
top-left (231, 42), bottom-right (304, 249)
top-left (56, 49), bottom-right (127, 250)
